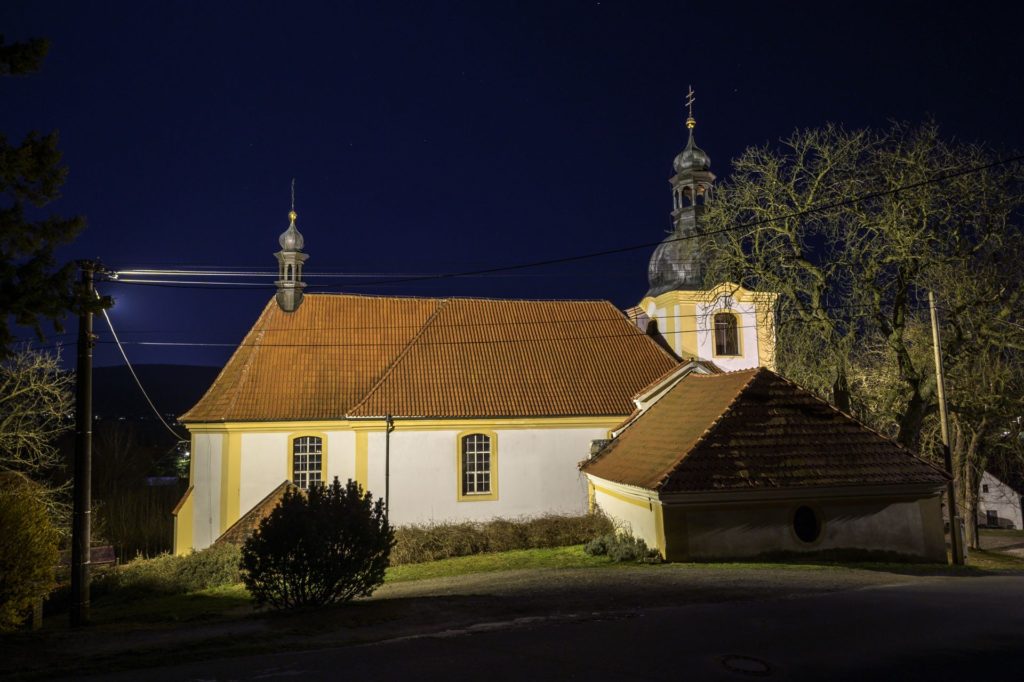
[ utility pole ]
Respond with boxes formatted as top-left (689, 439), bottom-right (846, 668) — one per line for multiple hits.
top-left (71, 260), bottom-right (97, 626)
top-left (384, 415), bottom-right (395, 521)
top-left (929, 291), bottom-right (965, 566)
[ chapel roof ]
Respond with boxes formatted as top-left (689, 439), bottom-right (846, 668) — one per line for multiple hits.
top-left (582, 367), bottom-right (949, 492)
top-left (181, 293), bottom-right (679, 422)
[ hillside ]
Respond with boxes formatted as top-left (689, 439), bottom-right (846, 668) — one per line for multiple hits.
top-left (93, 364), bottom-right (221, 419)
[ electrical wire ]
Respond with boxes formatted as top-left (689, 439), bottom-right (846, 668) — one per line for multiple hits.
top-left (100, 307), bottom-right (188, 442)
top-left (104, 152), bottom-right (1024, 291)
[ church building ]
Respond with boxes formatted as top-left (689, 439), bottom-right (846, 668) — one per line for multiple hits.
top-left (172, 103), bottom-right (780, 554)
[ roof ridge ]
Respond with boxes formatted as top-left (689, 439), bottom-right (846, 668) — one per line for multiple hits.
top-left (306, 292), bottom-right (617, 304)
top-left (346, 298), bottom-right (451, 417)
top-left (651, 367), bottom-right (766, 489)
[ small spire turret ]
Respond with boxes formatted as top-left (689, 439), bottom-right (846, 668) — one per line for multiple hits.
top-left (275, 179), bottom-right (308, 312)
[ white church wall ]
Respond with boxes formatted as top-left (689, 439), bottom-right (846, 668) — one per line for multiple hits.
top-left (367, 426), bottom-right (608, 526)
top-left (240, 432), bottom-right (286, 514)
top-left (238, 429), bottom-right (358, 516)
top-left (190, 432), bottom-right (223, 550)
top-left (591, 482), bottom-right (659, 549)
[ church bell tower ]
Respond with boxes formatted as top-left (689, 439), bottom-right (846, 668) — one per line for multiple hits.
top-left (638, 89), bottom-right (777, 371)
top-left (275, 184), bottom-right (308, 313)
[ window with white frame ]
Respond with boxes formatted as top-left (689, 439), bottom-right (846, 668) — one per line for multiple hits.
top-left (461, 434), bottom-right (491, 496)
top-left (292, 436), bottom-right (323, 490)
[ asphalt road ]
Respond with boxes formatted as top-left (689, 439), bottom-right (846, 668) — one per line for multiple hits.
top-left (77, 575), bottom-right (1024, 681)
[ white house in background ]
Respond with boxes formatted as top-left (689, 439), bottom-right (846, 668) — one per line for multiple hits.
top-left (979, 471), bottom-right (1023, 529)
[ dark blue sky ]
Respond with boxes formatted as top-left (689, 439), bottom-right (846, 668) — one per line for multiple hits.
top-left (4, 1), bottom-right (1023, 367)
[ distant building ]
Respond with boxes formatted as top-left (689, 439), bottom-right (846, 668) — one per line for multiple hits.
top-left (979, 471), bottom-right (1023, 529)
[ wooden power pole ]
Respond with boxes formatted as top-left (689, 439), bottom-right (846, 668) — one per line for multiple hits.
top-left (929, 291), bottom-right (965, 565)
top-left (71, 261), bottom-right (96, 626)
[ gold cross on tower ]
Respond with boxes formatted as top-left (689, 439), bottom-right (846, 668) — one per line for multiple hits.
top-left (686, 86), bottom-right (696, 129)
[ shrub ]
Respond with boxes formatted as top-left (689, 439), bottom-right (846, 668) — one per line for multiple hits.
top-left (0, 474), bottom-right (59, 630)
top-left (391, 512), bottom-right (614, 564)
top-left (241, 478), bottom-right (394, 609)
top-left (95, 542), bottom-right (242, 597)
top-left (584, 531), bottom-right (661, 563)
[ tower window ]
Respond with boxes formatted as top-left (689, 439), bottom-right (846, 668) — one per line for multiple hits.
top-left (292, 436), bottom-right (323, 490)
top-left (714, 313), bottom-right (739, 356)
top-left (286, 263), bottom-right (293, 281)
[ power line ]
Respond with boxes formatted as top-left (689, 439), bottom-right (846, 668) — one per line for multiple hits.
top-left (100, 307), bottom-right (188, 442)
top-left (103, 152), bottom-right (1024, 291)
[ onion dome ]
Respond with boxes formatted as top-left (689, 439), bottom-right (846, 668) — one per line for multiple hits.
top-left (278, 210), bottom-right (305, 251)
top-left (646, 232), bottom-right (704, 297)
top-left (673, 130), bottom-right (712, 173)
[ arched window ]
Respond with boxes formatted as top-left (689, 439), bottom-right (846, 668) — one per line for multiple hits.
top-left (292, 436), bottom-right (323, 490)
top-left (460, 434), bottom-right (492, 496)
top-left (714, 313), bottom-right (739, 356)
top-left (286, 263), bottom-right (294, 281)
top-left (681, 186), bottom-right (693, 207)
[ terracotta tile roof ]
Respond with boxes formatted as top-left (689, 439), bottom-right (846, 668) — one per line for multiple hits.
top-left (583, 368), bottom-right (949, 492)
top-left (183, 294), bottom-right (678, 422)
top-left (216, 480), bottom-right (298, 546)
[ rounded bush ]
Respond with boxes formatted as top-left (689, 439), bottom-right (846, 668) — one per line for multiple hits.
top-left (240, 478), bottom-right (394, 609)
top-left (0, 474), bottom-right (59, 630)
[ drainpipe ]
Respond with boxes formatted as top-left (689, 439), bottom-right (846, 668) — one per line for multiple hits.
top-left (385, 415), bottom-right (395, 521)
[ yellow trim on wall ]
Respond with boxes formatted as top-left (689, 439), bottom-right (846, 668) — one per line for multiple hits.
top-left (592, 483), bottom-right (650, 509)
top-left (456, 429), bottom-right (499, 502)
top-left (219, 432), bottom-right (242, 535)
top-left (285, 431), bottom-right (329, 489)
top-left (756, 305), bottom-right (777, 369)
top-left (355, 431), bottom-right (368, 489)
top-left (185, 415), bottom-right (623, 433)
top-left (172, 486), bottom-right (194, 556)
top-left (654, 502), bottom-right (666, 559)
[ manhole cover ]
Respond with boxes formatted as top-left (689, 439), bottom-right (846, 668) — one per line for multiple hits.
top-left (720, 655), bottom-right (772, 676)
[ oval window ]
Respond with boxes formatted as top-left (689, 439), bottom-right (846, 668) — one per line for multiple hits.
top-left (793, 506), bottom-right (821, 543)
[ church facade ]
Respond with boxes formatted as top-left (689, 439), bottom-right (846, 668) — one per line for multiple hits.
top-left (172, 106), bottom-right (780, 554)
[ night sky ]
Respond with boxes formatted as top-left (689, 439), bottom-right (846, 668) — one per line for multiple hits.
top-left (4, 1), bottom-right (1023, 368)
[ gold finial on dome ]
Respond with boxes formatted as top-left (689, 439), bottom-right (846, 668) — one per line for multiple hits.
top-left (289, 178), bottom-right (297, 222)
top-left (685, 85), bottom-right (696, 129)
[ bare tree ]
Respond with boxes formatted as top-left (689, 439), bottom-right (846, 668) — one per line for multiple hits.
top-left (0, 349), bottom-right (74, 527)
top-left (699, 121), bottom-right (1024, 451)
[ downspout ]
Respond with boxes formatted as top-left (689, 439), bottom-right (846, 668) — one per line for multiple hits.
top-left (385, 415), bottom-right (395, 521)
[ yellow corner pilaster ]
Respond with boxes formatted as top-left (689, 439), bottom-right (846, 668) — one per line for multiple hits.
top-left (220, 432), bottom-right (241, 535)
top-left (654, 502), bottom-right (667, 560)
top-left (172, 486), bottom-right (194, 556)
top-left (355, 431), bottom-right (368, 489)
